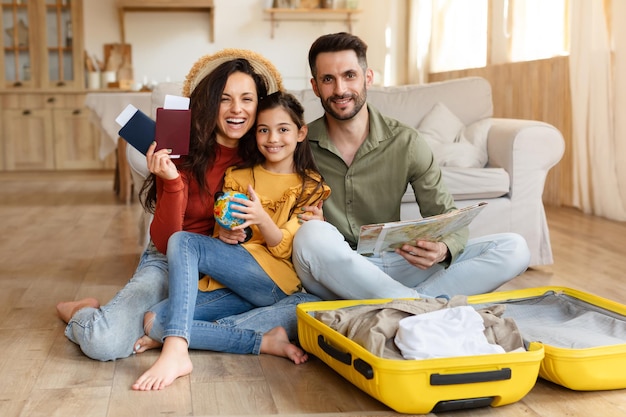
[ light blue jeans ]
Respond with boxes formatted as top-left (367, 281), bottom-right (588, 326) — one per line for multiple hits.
top-left (64, 242), bottom-right (169, 361)
top-left (162, 231), bottom-right (288, 344)
top-left (293, 220), bottom-right (531, 300)
top-left (148, 292), bottom-right (321, 354)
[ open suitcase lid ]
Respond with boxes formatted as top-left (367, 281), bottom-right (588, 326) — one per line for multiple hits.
top-left (468, 286), bottom-right (626, 391)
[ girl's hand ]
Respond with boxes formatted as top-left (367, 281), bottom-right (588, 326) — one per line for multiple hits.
top-left (231, 185), bottom-right (282, 247)
top-left (230, 186), bottom-right (271, 230)
top-left (146, 142), bottom-right (179, 180)
top-left (298, 200), bottom-right (324, 223)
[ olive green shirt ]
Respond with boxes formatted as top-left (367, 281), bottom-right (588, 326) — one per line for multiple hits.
top-left (307, 104), bottom-right (468, 263)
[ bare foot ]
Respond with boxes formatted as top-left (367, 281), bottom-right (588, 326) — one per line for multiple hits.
top-left (132, 336), bottom-right (192, 391)
top-left (133, 311), bottom-right (162, 354)
top-left (260, 326), bottom-right (308, 364)
top-left (56, 298), bottom-right (100, 323)
top-left (133, 335), bottom-right (162, 354)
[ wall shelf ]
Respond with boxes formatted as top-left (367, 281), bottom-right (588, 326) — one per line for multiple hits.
top-left (116, 0), bottom-right (215, 43)
top-left (264, 8), bottom-right (361, 38)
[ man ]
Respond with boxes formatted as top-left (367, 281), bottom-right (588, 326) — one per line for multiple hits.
top-left (293, 32), bottom-right (530, 300)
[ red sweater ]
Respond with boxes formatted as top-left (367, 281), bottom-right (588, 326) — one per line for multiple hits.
top-left (150, 144), bottom-right (241, 254)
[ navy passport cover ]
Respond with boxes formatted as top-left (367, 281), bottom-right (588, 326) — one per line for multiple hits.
top-left (117, 109), bottom-right (155, 155)
top-left (155, 108), bottom-right (191, 156)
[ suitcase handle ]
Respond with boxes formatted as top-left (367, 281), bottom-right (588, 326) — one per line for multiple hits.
top-left (430, 368), bottom-right (512, 385)
top-left (317, 335), bottom-right (352, 365)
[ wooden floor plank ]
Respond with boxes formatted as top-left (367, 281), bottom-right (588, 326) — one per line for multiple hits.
top-left (108, 352), bottom-right (193, 417)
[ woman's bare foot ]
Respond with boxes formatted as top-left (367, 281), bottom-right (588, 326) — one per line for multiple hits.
top-left (133, 311), bottom-right (162, 354)
top-left (260, 326), bottom-right (308, 364)
top-left (132, 336), bottom-right (193, 391)
top-left (134, 335), bottom-right (162, 354)
top-left (56, 298), bottom-right (100, 323)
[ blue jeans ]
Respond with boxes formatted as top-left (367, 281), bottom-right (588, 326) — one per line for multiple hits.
top-left (293, 220), bottom-right (531, 300)
top-left (64, 242), bottom-right (169, 361)
top-left (163, 231), bottom-right (288, 343)
top-left (148, 292), bottom-right (321, 354)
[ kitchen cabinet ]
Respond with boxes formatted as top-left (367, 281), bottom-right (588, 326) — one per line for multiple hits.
top-left (0, 1), bottom-right (110, 171)
top-left (1, 92), bottom-right (113, 171)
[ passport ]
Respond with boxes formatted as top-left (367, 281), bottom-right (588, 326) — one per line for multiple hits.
top-left (154, 108), bottom-right (191, 158)
top-left (116, 105), bottom-right (155, 155)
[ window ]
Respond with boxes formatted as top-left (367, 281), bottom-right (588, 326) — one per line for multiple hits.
top-left (426, 0), bottom-right (568, 73)
top-left (429, 0), bottom-right (488, 73)
top-left (508, 0), bottom-right (569, 62)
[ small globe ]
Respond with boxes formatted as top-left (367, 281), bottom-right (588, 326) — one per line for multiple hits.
top-left (214, 191), bottom-right (249, 229)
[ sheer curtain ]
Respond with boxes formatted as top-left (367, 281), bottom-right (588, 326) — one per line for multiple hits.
top-left (569, 0), bottom-right (626, 220)
top-left (407, 0), bottom-right (432, 84)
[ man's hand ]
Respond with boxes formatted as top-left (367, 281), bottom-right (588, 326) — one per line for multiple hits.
top-left (396, 240), bottom-right (450, 269)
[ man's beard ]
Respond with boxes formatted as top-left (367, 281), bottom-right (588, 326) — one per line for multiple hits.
top-left (321, 88), bottom-right (367, 121)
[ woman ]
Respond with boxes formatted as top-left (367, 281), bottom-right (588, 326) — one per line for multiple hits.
top-left (56, 49), bottom-right (286, 362)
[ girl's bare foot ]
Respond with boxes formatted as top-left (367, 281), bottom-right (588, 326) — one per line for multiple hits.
top-left (260, 326), bottom-right (308, 364)
top-left (56, 298), bottom-right (100, 323)
top-left (132, 336), bottom-right (193, 391)
top-left (133, 311), bottom-right (162, 354)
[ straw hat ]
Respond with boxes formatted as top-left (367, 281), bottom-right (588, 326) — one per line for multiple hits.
top-left (182, 48), bottom-right (284, 97)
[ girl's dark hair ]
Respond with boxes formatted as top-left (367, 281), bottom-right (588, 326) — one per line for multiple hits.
top-left (237, 91), bottom-right (327, 213)
top-left (140, 58), bottom-right (269, 213)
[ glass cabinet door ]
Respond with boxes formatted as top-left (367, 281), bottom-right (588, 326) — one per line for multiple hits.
top-left (44, 0), bottom-right (75, 87)
top-left (1, 0), bottom-right (36, 88)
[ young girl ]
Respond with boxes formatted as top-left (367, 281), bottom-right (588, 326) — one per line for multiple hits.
top-left (132, 91), bottom-right (331, 391)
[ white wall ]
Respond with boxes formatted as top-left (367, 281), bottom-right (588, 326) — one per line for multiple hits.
top-left (83, 0), bottom-right (408, 90)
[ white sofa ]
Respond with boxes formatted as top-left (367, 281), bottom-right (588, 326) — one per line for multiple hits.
top-left (130, 77), bottom-right (564, 266)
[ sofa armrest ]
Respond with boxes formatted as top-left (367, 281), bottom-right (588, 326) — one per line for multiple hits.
top-left (487, 118), bottom-right (565, 200)
top-left (486, 118), bottom-right (564, 266)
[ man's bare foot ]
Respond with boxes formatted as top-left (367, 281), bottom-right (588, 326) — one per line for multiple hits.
top-left (260, 326), bottom-right (308, 364)
top-left (133, 311), bottom-right (162, 354)
top-left (56, 298), bottom-right (100, 323)
top-left (132, 337), bottom-right (193, 391)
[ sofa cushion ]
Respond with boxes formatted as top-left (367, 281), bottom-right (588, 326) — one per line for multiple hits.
top-left (442, 167), bottom-right (509, 200)
top-left (367, 77), bottom-right (493, 127)
top-left (402, 167), bottom-right (510, 202)
top-left (418, 102), bottom-right (464, 144)
top-left (417, 102), bottom-right (490, 168)
top-left (460, 118), bottom-right (491, 166)
top-left (292, 77), bottom-right (494, 127)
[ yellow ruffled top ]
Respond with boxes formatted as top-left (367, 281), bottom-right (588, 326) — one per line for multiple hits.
top-left (198, 165), bottom-right (330, 295)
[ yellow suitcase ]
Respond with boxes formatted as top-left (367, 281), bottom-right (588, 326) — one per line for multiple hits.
top-left (468, 286), bottom-right (626, 391)
top-left (297, 298), bottom-right (545, 414)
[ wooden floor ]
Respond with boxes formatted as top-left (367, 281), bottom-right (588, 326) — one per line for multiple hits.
top-left (1, 171), bottom-right (625, 417)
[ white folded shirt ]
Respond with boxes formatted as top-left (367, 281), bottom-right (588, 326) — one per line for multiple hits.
top-left (394, 306), bottom-right (505, 360)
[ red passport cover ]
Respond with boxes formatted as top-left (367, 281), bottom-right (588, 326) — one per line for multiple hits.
top-left (155, 108), bottom-right (191, 157)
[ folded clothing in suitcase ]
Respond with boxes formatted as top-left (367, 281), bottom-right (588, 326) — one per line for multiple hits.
top-left (468, 286), bottom-right (626, 391)
top-left (297, 298), bottom-right (544, 414)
